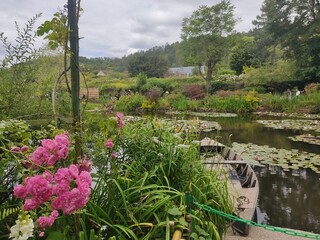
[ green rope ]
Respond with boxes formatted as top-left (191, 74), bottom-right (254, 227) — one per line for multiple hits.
top-left (193, 201), bottom-right (320, 239)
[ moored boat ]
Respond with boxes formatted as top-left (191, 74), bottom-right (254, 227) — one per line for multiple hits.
top-left (199, 137), bottom-right (259, 236)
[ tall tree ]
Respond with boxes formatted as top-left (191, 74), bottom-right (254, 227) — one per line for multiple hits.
top-left (286, 0), bottom-right (320, 80)
top-left (230, 35), bottom-right (257, 75)
top-left (179, 0), bottom-right (237, 93)
top-left (252, 0), bottom-right (292, 65)
top-left (127, 49), bottom-right (169, 78)
top-left (253, 0), bottom-right (320, 81)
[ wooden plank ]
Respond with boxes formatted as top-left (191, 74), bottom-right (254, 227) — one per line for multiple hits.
top-left (203, 160), bottom-right (247, 165)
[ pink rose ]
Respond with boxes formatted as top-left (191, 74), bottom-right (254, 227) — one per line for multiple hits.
top-left (68, 164), bottom-right (79, 178)
top-left (105, 138), bottom-right (114, 149)
top-left (13, 185), bottom-right (27, 198)
top-left (54, 168), bottom-right (72, 184)
top-left (41, 139), bottom-right (56, 151)
top-left (54, 183), bottom-right (70, 196)
top-left (76, 171), bottom-right (92, 188)
top-left (30, 147), bottom-right (51, 166)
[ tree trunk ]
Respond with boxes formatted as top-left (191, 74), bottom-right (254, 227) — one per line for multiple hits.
top-left (205, 59), bottom-right (214, 94)
top-left (68, 0), bottom-right (82, 160)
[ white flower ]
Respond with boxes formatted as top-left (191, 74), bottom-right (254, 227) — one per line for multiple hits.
top-left (9, 214), bottom-right (34, 240)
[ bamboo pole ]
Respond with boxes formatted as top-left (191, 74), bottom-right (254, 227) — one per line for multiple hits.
top-left (68, 0), bottom-right (82, 160)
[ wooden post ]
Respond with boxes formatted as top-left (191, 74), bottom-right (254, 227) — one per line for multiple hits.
top-left (68, 0), bottom-right (82, 160)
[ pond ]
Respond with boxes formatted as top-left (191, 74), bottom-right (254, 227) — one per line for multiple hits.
top-left (168, 113), bottom-right (320, 234)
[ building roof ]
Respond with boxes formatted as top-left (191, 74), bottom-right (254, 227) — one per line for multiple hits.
top-left (167, 66), bottom-right (204, 76)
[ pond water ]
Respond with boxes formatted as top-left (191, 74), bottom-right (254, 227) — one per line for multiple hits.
top-left (170, 113), bottom-right (320, 234)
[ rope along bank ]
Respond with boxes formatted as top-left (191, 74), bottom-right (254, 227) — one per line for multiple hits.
top-left (186, 193), bottom-right (320, 239)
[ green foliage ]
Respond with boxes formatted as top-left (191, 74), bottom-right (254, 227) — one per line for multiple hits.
top-left (230, 36), bottom-right (258, 75)
top-left (244, 60), bottom-right (296, 86)
top-left (88, 118), bottom-right (232, 239)
top-left (0, 14), bottom-right (55, 119)
top-left (136, 72), bottom-right (147, 92)
top-left (204, 93), bottom-right (258, 113)
top-left (37, 10), bottom-right (68, 50)
top-left (180, 0), bottom-right (238, 91)
top-left (127, 49), bottom-right (169, 78)
top-left (162, 93), bottom-right (189, 111)
top-left (252, 0), bottom-right (320, 81)
top-left (114, 94), bottom-right (146, 112)
top-left (260, 90), bottom-right (320, 114)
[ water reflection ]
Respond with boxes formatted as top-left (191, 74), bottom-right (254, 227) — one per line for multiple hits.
top-left (200, 115), bottom-right (320, 154)
top-left (192, 114), bottom-right (320, 233)
top-left (255, 166), bottom-right (320, 234)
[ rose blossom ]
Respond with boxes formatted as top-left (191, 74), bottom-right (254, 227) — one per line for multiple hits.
top-left (105, 138), bottom-right (114, 149)
top-left (37, 210), bottom-right (59, 229)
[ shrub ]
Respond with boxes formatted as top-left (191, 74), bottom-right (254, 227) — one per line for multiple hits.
top-left (145, 87), bottom-right (163, 102)
top-left (183, 84), bottom-right (206, 99)
top-left (114, 94), bottom-right (146, 112)
top-left (244, 60), bottom-right (297, 86)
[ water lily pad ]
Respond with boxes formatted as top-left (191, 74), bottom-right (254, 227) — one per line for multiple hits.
top-left (166, 111), bottom-right (237, 118)
top-left (254, 111), bottom-right (320, 120)
top-left (257, 119), bottom-right (320, 131)
top-left (289, 134), bottom-right (320, 146)
top-left (231, 142), bottom-right (320, 175)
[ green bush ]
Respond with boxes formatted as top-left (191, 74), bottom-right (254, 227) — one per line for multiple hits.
top-left (114, 94), bottom-right (146, 112)
top-left (204, 95), bottom-right (257, 113)
top-left (244, 60), bottom-right (297, 86)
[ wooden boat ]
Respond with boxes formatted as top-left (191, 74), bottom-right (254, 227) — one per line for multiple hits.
top-left (199, 138), bottom-right (259, 236)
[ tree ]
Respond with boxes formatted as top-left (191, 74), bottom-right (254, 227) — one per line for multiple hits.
top-left (285, 0), bottom-right (320, 80)
top-left (179, 0), bottom-right (237, 93)
top-left (127, 49), bottom-right (169, 78)
top-left (252, 0), bottom-right (291, 65)
top-left (253, 0), bottom-right (320, 81)
top-left (230, 35), bottom-right (257, 75)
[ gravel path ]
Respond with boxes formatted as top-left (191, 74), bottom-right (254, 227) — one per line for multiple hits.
top-left (224, 226), bottom-right (314, 240)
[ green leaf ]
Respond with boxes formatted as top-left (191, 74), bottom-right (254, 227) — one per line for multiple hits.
top-left (167, 207), bottom-right (182, 216)
top-left (46, 231), bottom-right (64, 240)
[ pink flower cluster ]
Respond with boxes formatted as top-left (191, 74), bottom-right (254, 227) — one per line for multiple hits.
top-left (37, 210), bottom-right (59, 229)
top-left (117, 112), bottom-right (125, 128)
top-left (14, 164), bottom-right (92, 216)
top-left (105, 138), bottom-right (114, 149)
top-left (14, 172), bottom-right (54, 211)
top-left (29, 133), bottom-right (69, 167)
top-left (51, 165), bottom-right (91, 215)
top-left (13, 133), bottom-right (93, 231)
top-left (105, 138), bottom-right (117, 159)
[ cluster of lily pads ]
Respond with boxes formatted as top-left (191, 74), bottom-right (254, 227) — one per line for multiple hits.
top-left (231, 142), bottom-right (320, 174)
top-left (256, 119), bottom-right (320, 146)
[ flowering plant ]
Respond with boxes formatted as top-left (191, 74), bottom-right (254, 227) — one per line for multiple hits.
top-left (8, 112), bottom-right (126, 239)
top-left (9, 132), bottom-right (93, 239)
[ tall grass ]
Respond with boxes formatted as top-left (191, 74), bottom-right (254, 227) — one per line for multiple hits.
top-left (88, 118), bottom-right (233, 239)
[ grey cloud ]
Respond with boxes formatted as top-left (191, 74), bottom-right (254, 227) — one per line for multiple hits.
top-left (1, 0), bottom-right (263, 59)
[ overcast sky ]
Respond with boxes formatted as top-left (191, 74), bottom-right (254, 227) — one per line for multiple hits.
top-left (0, 0), bottom-right (263, 59)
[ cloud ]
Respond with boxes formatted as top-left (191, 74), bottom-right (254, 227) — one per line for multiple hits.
top-left (0, 0), bottom-right (263, 59)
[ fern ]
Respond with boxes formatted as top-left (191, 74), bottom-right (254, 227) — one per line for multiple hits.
top-left (0, 206), bottom-right (19, 221)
